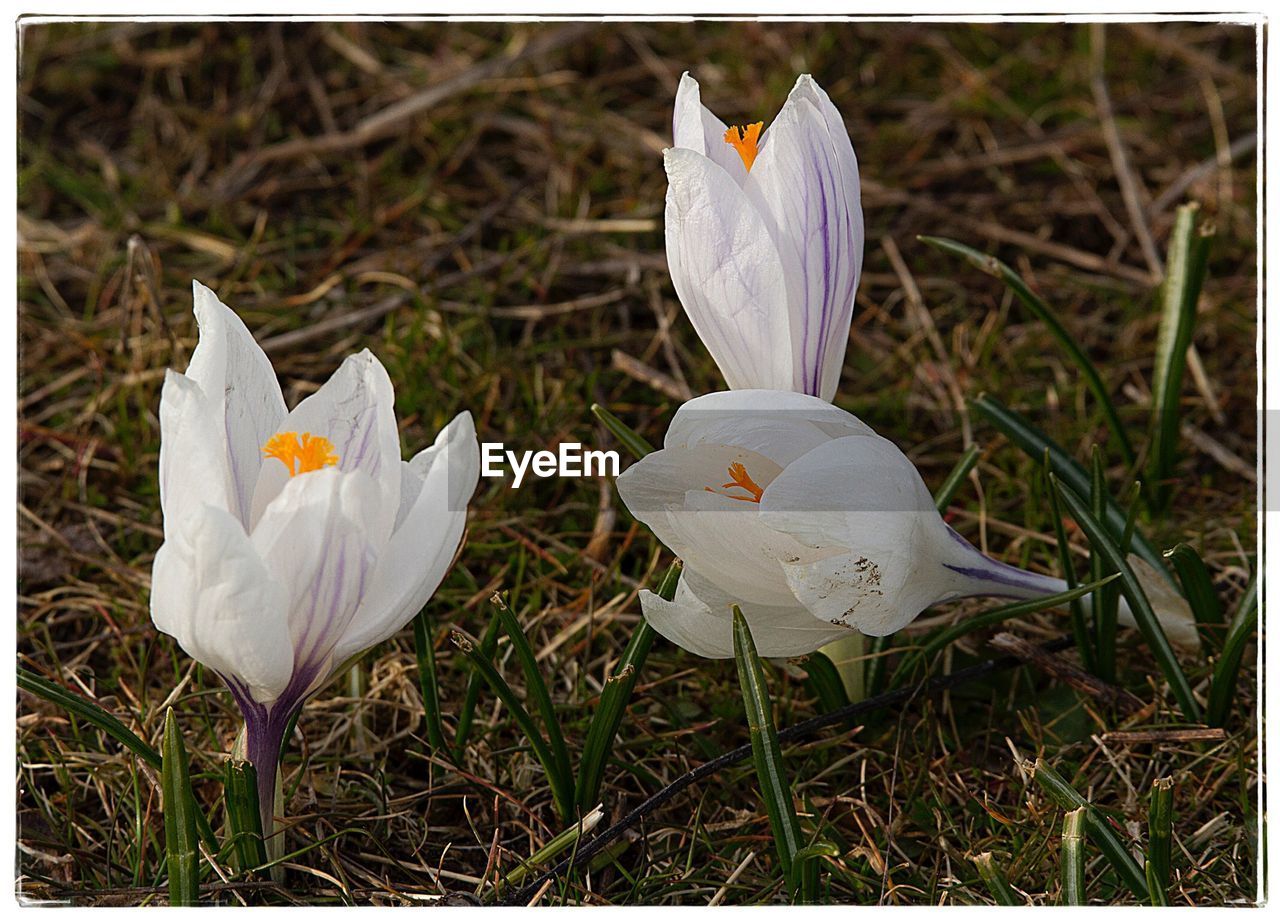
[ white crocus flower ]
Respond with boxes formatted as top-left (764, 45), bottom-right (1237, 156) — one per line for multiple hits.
top-left (666, 72), bottom-right (863, 402)
top-left (150, 281), bottom-right (480, 823)
top-left (616, 390), bottom-right (1198, 658)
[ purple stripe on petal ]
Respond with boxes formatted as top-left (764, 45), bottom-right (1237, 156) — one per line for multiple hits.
top-left (942, 525), bottom-right (1066, 599)
top-left (287, 514), bottom-right (377, 689)
top-left (787, 135), bottom-right (853, 400)
top-left (942, 562), bottom-right (1053, 595)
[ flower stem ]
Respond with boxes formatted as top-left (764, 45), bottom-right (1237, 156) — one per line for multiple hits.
top-left (819, 632), bottom-right (865, 702)
top-left (244, 715), bottom-right (288, 841)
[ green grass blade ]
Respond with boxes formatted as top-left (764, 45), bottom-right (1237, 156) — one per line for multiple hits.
top-left (412, 607), bottom-right (449, 755)
top-left (921, 235), bottom-right (1135, 467)
top-left (732, 607), bottom-right (804, 896)
top-left (1148, 203), bottom-right (1213, 512)
top-left (794, 839), bottom-right (838, 904)
top-left (863, 635), bottom-right (890, 698)
top-left (1053, 477), bottom-right (1202, 721)
top-left (1207, 581), bottom-right (1258, 727)
top-left (1043, 450), bottom-right (1094, 673)
top-left (223, 760), bottom-right (267, 873)
top-left (494, 599), bottom-right (575, 817)
top-left (1089, 448), bottom-right (1118, 683)
top-left (450, 628), bottom-right (575, 822)
top-left (1165, 543), bottom-right (1225, 653)
top-left (19, 667), bottom-right (162, 769)
top-left (454, 616), bottom-right (502, 760)
top-left (575, 563), bottom-right (677, 811)
top-left (933, 443), bottom-right (982, 510)
top-left (574, 620), bottom-right (658, 810)
top-left (972, 852), bottom-right (1019, 905)
top-left (161, 710), bottom-right (201, 906)
top-left (800, 651), bottom-right (850, 714)
top-left (1146, 777), bottom-right (1174, 906)
top-left (19, 668), bottom-right (220, 863)
top-left (1061, 807), bottom-right (1087, 905)
top-left (504, 804), bottom-right (605, 887)
top-left (1033, 758), bottom-right (1149, 899)
top-left (591, 403), bottom-right (655, 460)
top-left (971, 394), bottom-right (1168, 578)
top-left (893, 577), bottom-right (1118, 686)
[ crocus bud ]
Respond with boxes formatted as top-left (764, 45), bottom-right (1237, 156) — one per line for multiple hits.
top-left (666, 73), bottom-right (864, 402)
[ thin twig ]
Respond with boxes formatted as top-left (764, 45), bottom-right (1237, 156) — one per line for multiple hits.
top-left (1091, 23), bottom-right (1163, 277)
top-left (611, 349), bottom-right (691, 401)
top-left (1101, 728), bottom-right (1227, 744)
top-left (1149, 133), bottom-right (1257, 219)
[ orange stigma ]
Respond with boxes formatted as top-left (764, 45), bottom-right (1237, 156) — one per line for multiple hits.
top-left (723, 122), bottom-right (764, 171)
top-left (262, 431), bottom-right (339, 477)
top-left (704, 461), bottom-right (765, 503)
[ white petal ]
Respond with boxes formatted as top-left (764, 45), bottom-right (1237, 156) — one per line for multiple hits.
top-left (659, 505), bottom-right (822, 607)
top-left (331, 411), bottom-right (480, 664)
top-left (780, 534), bottom-right (957, 637)
top-left (250, 468), bottom-right (381, 685)
top-left (157, 369), bottom-right (237, 539)
top-left (150, 504), bottom-right (293, 703)
top-left (745, 86), bottom-right (863, 402)
top-left (664, 147), bottom-right (793, 393)
top-left (759, 433), bottom-right (939, 545)
top-left (665, 389), bottom-right (874, 467)
top-left (756, 434), bottom-right (958, 635)
top-left (672, 72), bottom-right (748, 184)
top-left (250, 350), bottom-right (401, 544)
top-left (186, 281), bottom-right (287, 526)
top-left (615, 439), bottom-right (826, 605)
top-left (410, 411), bottom-right (480, 516)
top-left (640, 568), bottom-right (850, 658)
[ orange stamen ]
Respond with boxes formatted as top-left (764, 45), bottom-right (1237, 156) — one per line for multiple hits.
top-left (262, 431), bottom-right (339, 478)
top-left (723, 122), bottom-right (764, 171)
top-left (703, 461), bottom-right (765, 503)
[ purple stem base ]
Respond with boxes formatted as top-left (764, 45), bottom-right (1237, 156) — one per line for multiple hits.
top-left (225, 665), bottom-right (321, 830)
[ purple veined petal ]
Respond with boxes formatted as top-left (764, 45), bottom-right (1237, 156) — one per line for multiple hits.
top-left (185, 281), bottom-right (288, 528)
top-left (745, 88), bottom-right (863, 402)
top-left (249, 349), bottom-right (401, 544)
top-left (249, 468), bottom-right (381, 690)
top-left (780, 75), bottom-right (864, 402)
top-left (663, 147), bottom-right (794, 393)
top-left (329, 411), bottom-right (480, 665)
top-left (672, 71), bottom-right (749, 185)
